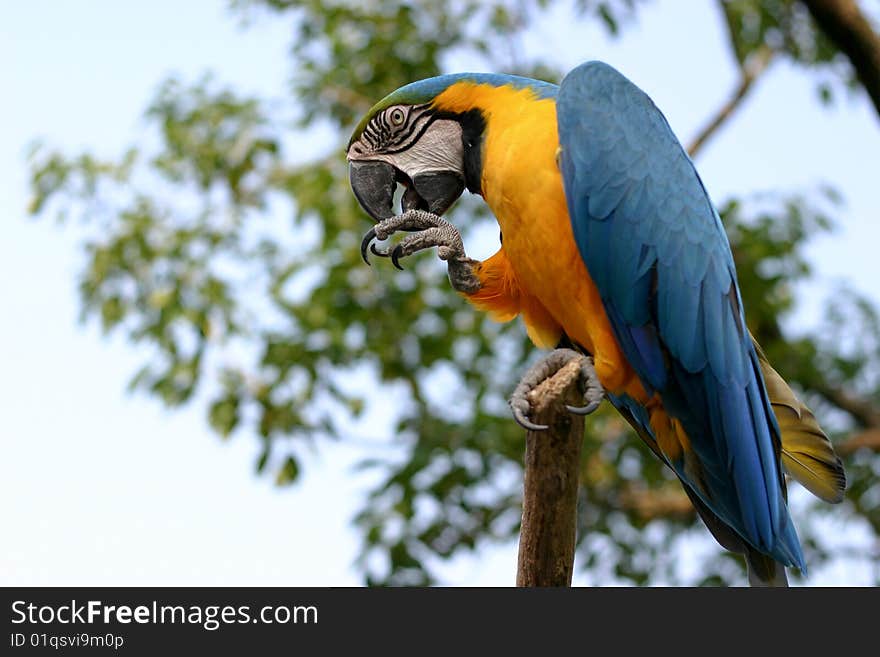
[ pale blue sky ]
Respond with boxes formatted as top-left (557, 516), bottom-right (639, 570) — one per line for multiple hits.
top-left (2, 1), bottom-right (878, 586)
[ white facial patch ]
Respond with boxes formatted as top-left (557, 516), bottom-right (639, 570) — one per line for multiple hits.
top-left (391, 119), bottom-right (464, 178)
top-left (351, 119), bottom-right (464, 180)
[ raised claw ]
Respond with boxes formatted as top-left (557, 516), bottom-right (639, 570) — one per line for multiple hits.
top-left (358, 209), bottom-right (480, 294)
top-left (360, 228), bottom-right (377, 265)
top-left (391, 244), bottom-right (405, 270)
top-left (370, 243), bottom-right (391, 258)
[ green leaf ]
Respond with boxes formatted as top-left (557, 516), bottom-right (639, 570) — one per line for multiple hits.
top-left (276, 456), bottom-right (300, 486)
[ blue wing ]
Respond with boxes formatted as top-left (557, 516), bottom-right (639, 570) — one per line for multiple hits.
top-left (556, 61), bottom-right (804, 569)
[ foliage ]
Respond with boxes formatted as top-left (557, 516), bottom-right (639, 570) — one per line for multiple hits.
top-left (719, 0), bottom-right (862, 103)
top-left (27, 0), bottom-right (880, 584)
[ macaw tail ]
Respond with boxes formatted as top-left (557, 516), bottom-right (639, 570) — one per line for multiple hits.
top-left (676, 483), bottom-right (786, 585)
top-left (608, 337), bottom-right (845, 585)
top-left (753, 338), bottom-right (847, 504)
top-left (746, 550), bottom-right (789, 586)
top-left (680, 341), bottom-right (845, 585)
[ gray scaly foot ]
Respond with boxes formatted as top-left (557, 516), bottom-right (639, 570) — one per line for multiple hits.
top-left (360, 209), bottom-right (481, 294)
top-left (509, 348), bottom-right (605, 431)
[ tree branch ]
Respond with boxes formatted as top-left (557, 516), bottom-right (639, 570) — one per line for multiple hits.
top-left (618, 485), bottom-right (695, 521)
top-left (516, 358), bottom-right (586, 587)
top-left (688, 46), bottom-right (774, 158)
top-left (837, 427), bottom-right (880, 456)
top-left (813, 382), bottom-right (880, 428)
top-left (800, 0), bottom-right (880, 120)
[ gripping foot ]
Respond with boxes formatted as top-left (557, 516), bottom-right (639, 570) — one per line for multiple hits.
top-left (509, 348), bottom-right (605, 431)
top-left (360, 209), bottom-right (481, 294)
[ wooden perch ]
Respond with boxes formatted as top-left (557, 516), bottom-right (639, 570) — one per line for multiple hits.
top-left (516, 358), bottom-right (587, 587)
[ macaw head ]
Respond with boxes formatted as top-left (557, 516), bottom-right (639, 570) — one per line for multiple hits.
top-left (346, 74), bottom-right (489, 222)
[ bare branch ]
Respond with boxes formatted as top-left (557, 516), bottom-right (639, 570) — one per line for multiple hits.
top-left (516, 358), bottom-right (585, 587)
top-left (688, 46), bottom-right (774, 158)
top-left (618, 485), bottom-right (695, 521)
top-left (837, 427), bottom-right (880, 456)
top-left (813, 382), bottom-right (880, 428)
top-left (800, 0), bottom-right (880, 120)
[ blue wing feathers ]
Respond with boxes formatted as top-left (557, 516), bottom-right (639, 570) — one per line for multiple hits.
top-left (722, 382), bottom-right (769, 541)
top-left (628, 324), bottom-right (667, 390)
top-left (557, 61), bottom-right (804, 569)
top-left (702, 278), bottom-right (728, 380)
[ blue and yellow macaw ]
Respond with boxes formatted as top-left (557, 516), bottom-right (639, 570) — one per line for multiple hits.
top-left (347, 61), bottom-right (845, 585)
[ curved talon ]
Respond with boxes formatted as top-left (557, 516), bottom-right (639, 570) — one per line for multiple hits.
top-left (508, 348), bottom-right (606, 431)
top-left (565, 400), bottom-right (601, 416)
top-left (390, 244), bottom-right (405, 270)
top-left (510, 396), bottom-right (548, 431)
top-left (370, 243), bottom-right (391, 258)
top-left (360, 228), bottom-right (377, 266)
top-left (512, 407), bottom-right (549, 432)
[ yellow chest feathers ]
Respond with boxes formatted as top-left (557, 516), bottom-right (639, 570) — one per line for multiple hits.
top-left (433, 81), bottom-right (639, 395)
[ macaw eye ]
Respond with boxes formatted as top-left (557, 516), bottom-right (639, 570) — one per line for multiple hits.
top-left (389, 108), bottom-right (405, 126)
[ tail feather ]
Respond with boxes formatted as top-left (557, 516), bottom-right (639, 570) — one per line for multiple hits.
top-left (753, 339), bottom-right (847, 503)
top-left (683, 482), bottom-right (790, 586)
top-left (747, 549), bottom-right (789, 587)
top-left (606, 330), bottom-right (846, 587)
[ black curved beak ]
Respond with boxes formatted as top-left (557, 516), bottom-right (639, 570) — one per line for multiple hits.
top-left (349, 160), bottom-right (465, 222)
top-left (349, 160), bottom-right (396, 222)
top-left (410, 171), bottom-right (465, 216)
